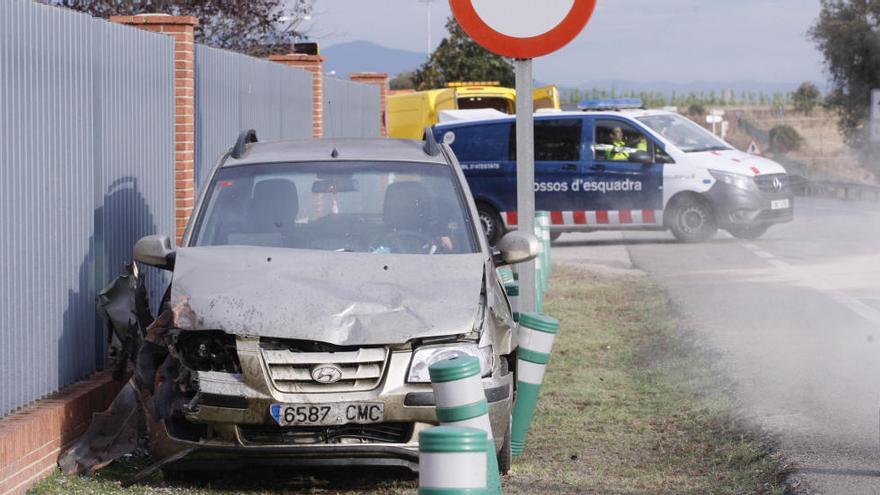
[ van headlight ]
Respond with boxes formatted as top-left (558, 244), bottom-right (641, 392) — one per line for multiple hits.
top-left (709, 170), bottom-right (757, 191)
top-left (407, 343), bottom-right (494, 383)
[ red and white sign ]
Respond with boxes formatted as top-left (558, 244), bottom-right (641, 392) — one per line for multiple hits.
top-left (449, 0), bottom-right (597, 59)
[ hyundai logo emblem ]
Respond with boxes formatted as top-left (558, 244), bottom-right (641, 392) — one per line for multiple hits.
top-left (772, 177), bottom-right (783, 191)
top-left (310, 364), bottom-right (343, 384)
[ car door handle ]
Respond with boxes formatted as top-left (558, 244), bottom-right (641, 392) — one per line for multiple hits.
top-left (561, 164), bottom-right (578, 172)
top-left (590, 164), bottom-right (606, 171)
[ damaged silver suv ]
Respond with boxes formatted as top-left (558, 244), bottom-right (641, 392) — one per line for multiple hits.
top-left (129, 131), bottom-right (538, 474)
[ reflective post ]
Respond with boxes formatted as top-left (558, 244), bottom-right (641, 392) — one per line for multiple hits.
top-left (515, 58), bottom-right (536, 313)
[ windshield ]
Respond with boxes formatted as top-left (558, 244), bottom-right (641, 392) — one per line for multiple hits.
top-left (192, 161), bottom-right (478, 255)
top-left (637, 114), bottom-right (732, 153)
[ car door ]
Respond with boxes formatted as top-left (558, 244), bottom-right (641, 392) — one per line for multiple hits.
top-left (586, 118), bottom-right (665, 226)
top-left (532, 117), bottom-right (587, 222)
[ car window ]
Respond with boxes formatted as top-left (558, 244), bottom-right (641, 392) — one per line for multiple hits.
top-left (636, 113), bottom-right (731, 153)
top-left (442, 123), bottom-right (512, 162)
top-left (593, 120), bottom-right (652, 162)
top-left (535, 119), bottom-right (582, 162)
top-left (193, 161), bottom-right (478, 255)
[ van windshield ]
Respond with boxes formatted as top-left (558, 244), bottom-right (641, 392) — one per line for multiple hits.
top-left (192, 161), bottom-right (478, 255)
top-left (637, 114), bottom-right (731, 153)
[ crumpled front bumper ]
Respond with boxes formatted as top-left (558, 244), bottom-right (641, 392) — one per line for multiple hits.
top-left (147, 339), bottom-right (513, 471)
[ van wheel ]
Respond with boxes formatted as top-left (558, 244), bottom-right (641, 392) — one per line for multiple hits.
top-left (550, 232), bottom-right (562, 243)
top-left (727, 224), bottom-right (770, 240)
top-left (477, 203), bottom-right (505, 246)
top-left (669, 196), bottom-right (717, 242)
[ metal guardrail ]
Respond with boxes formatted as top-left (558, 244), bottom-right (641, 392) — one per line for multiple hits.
top-left (791, 175), bottom-right (880, 203)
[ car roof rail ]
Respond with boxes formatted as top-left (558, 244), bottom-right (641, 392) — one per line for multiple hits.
top-left (231, 129), bottom-right (258, 159)
top-left (423, 127), bottom-right (441, 156)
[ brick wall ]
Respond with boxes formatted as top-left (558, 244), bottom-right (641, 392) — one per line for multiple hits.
top-left (0, 373), bottom-right (124, 495)
top-left (269, 53), bottom-right (325, 138)
top-left (349, 72), bottom-right (390, 137)
top-left (110, 14), bottom-right (198, 245)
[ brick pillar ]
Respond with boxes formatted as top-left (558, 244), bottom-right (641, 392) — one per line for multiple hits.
top-left (110, 14), bottom-right (198, 245)
top-left (269, 54), bottom-right (325, 138)
top-left (349, 72), bottom-right (390, 137)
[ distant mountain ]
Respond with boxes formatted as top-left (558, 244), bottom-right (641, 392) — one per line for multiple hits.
top-left (322, 41), bottom-right (425, 78)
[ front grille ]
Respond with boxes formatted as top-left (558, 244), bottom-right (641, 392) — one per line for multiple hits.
top-left (754, 174), bottom-right (789, 193)
top-left (239, 422), bottom-right (413, 445)
top-left (260, 340), bottom-right (388, 393)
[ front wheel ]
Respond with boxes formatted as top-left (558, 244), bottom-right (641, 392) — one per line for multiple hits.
top-left (497, 412), bottom-right (512, 475)
top-left (477, 203), bottom-right (505, 246)
top-left (668, 197), bottom-right (717, 243)
top-left (549, 231), bottom-right (562, 243)
top-left (727, 224), bottom-right (770, 240)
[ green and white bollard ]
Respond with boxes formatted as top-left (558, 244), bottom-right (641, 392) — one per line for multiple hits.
top-left (504, 283), bottom-right (520, 323)
top-left (419, 426), bottom-right (488, 495)
top-left (429, 356), bottom-right (502, 495)
top-left (511, 312), bottom-right (560, 457)
top-left (536, 211), bottom-right (551, 279)
top-left (497, 267), bottom-right (514, 285)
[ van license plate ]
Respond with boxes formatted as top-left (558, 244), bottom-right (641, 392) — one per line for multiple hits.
top-left (771, 199), bottom-right (790, 210)
top-left (270, 403), bottom-right (384, 426)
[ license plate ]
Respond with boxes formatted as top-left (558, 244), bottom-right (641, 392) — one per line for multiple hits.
top-left (771, 199), bottom-right (790, 210)
top-left (270, 402), bottom-right (384, 426)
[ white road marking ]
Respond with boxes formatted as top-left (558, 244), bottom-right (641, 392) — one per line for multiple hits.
top-left (740, 242), bottom-right (880, 327)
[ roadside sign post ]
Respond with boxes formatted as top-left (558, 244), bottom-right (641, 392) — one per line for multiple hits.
top-left (514, 59), bottom-right (536, 311)
top-left (450, 0), bottom-right (597, 313)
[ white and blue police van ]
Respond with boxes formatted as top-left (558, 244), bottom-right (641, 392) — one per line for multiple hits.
top-left (432, 99), bottom-right (794, 244)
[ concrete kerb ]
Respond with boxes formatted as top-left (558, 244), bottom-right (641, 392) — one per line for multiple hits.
top-left (429, 357), bottom-right (502, 495)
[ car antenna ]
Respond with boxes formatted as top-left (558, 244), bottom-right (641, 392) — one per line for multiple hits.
top-left (423, 127), bottom-right (441, 156)
top-left (231, 129), bottom-right (258, 159)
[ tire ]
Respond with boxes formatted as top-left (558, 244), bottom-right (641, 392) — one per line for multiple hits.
top-left (477, 203), bottom-right (505, 246)
top-left (727, 224), bottom-right (770, 240)
top-left (668, 196), bottom-right (717, 242)
top-left (549, 231), bottom-right (562, 243)
top-left (497, 412), bottom-right (512, 475)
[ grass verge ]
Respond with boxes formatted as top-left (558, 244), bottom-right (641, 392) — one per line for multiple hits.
top-left (30, 263), bottom-right (784, 494)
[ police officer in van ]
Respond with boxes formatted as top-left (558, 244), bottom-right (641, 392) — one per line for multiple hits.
top-left (605, 127), bottom-right (647, 161)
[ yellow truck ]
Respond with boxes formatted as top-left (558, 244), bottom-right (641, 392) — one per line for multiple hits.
top-left (387, 82), bottom-right (560, 139)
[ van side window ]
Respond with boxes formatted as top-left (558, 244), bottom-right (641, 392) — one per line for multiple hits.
top-left (534, 119), bottom-right (582, 162)
top-left (444, 124), bottom-right (512, 162)
top-left (594, 120), bottom-right (652, 162)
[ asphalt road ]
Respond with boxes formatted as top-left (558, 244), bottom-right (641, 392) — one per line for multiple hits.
top-left (552, 197), bottom-right (880, 494)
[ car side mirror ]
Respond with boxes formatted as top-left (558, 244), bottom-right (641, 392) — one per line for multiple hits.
top-left (134, 235), bottom-right (176, 270)
top-left (631, 150), bottom-right (653, 165)
top-left (494, 231), bottom-right (539, 266)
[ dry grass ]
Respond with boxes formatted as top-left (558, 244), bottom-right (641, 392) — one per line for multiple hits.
top-left (30, 263), bottom-right (785, 495)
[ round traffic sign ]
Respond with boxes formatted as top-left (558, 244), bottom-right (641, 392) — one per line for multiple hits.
top-left (449, 0), bottom-right (597, 59)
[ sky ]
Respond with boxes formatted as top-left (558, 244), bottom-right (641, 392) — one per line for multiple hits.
top-left (301, 0), bottom-right (827, 86)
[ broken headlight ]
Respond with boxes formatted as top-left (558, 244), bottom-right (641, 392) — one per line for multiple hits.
top-left (407, 343), bottom-right (493, 383)
top-left (174, 330), bottom-right (242, 373)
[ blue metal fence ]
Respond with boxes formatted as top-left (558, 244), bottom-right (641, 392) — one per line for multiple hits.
top-left (0, 0), bottom-right (175, 417)
top-left (194, 45), bottom-right (313, 187)
top-left (324, 76), bottom-right (382, 139)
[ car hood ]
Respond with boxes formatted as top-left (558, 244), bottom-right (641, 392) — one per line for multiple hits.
top-left (684, 149), bottom-right (787, 176)
top-left (169, 246), bottom-right (486, 346)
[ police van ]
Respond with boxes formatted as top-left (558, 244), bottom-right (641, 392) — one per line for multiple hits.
top-left (432, 99), bottom-right (794, 244)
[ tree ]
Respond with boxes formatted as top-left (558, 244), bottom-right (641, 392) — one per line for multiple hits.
top-left (47, 0), bottom-right (313, 57)
top-left (792, 82), bottom-right (822, 115)
top-left (413, 17), bottom-right (514, 90)
top-left (769, 125), bottom-right (805, 153)
top-left (810, 0), bottom-right (880, 143)
top-left (390, 71), bottom-right (417, 90)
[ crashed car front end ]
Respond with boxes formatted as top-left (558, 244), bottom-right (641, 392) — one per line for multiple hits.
top-left (134, 248), bottom-right (514, 471)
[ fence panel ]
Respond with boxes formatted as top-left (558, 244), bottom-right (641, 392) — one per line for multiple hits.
top-left (195, 47), bottom-right (312, 187)
top-left (0, 0), bottom-right (175, 417)
top-left (323, 77), bottom-right (381, 139)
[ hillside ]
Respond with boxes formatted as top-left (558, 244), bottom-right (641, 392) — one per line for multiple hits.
top-left (322, 41), bottom-right (424, 77)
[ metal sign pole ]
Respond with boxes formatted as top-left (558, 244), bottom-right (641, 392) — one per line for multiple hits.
top-left (515, 58), bottom-right (536, 313)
